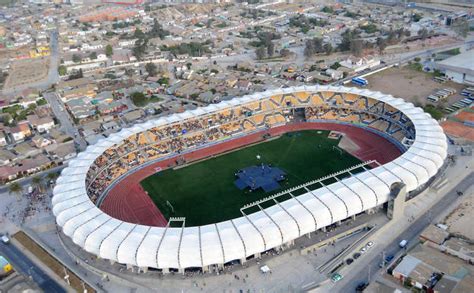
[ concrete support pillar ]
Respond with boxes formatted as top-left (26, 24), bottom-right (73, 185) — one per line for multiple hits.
top-left (162, 268), bottom-right (170, 274)
top-left (217, 263), bottom-right (224, 269)
top-left (306, 232), bottom-right (311, 239)
top-left (352, 215), bottom-right (356, 221)
top-left (321, 226), bottom-right (327, 232)
top-left (202, 265), bottom-right (209, 273)
top-left (178, 268), bottom-right (185, 275)
top-left (255, 252), bottom-right (261, 259)
top-left (240, 258), bottom-right (246, 265)
top-left (126, 263), bottom-right (133, 271)
top-left (337, 220), bottom-right (342, 226)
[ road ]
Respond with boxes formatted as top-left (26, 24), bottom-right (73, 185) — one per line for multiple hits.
top-left (333, 172), bottom-right (474, 292)
top-left (0, 241), bottom-right (66, 293)
top-left (43, 92), bottom-right (87, 151)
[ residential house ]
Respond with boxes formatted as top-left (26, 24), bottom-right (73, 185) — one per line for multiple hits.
top-left (32, 135), bottom-right (53, 148)
top-left (9, 121), bottom-right (32, 142)
top-left (0, 149), bottom-right (15, 166)
top-left (66, 98), bottom-right (96, 120)
top-left (46, 141), bottom-right (77, 162)
top-left (13, 142), bottom-right (41, 159)
top-left (237, 80), bottom-right (252, 91)
top-left (0, 132), bottom-right (6, 146)
top-left (325, 68), bottom-right (344, 80)
top-left (97, 101), bottom-right (128, 115)
top-left (340, 55), bottom-right (381, 73)
top-left (27, 114), bottom-right (55, 133)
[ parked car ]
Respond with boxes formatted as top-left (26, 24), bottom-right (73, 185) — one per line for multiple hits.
top-left (353, 252), bottom-right (361, 259)
top-left (366, 241), bottom-right (374, 248)
top-left (360, 247), bottom-right (367, 254)
top-left (356, 282), bottom-right (369, 292)
top-left (331, 273), bottom-right (343, 283)
top-left (1, 234), bottom-right (10, 244)
top-left (399, 240), bottom-right (408, 248)
top-left (345, 258), bottom-right (354, 265)
top-left (385, 255), bottom-right (394, 263)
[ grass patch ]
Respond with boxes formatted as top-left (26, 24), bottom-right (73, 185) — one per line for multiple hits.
top-left (141, 130), bottom-right (361, 226)
top-left (423, 104), bottom-right (444, 120)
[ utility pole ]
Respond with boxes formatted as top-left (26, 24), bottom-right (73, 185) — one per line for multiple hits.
top-left (368, 265), bottom-right (371, 283)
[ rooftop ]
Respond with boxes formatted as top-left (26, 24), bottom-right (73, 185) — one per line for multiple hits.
top-left (437, 50), bottom-right (474, 75)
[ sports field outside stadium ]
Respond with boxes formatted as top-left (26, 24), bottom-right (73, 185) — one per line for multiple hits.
top-left (140, 130), bottom-right (362, 226)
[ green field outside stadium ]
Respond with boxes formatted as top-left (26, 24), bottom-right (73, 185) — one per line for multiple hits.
top-left (140, 130), bottom-right (362, 226)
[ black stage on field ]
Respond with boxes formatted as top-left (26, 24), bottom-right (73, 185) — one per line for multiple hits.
top-left (234, 164), bottom-right (286, 192)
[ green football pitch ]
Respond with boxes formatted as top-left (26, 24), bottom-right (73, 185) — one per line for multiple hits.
top-left (140, 130), bottom-right (362, 226)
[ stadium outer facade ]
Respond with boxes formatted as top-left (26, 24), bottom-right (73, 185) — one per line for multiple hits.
top-left (52, 85), bottom-right (447, 273)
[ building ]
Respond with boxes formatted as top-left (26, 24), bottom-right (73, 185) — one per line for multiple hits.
top-left (340, 56), bottom-right (381, 73)
top-left (9, 122), bottom-right (32, 142)
top-left (27, 115), bottom-right (55, 133)
top-left (436, 50), bottom-right (474, 85)
top-left (52, 86), bottom-right (447, 273)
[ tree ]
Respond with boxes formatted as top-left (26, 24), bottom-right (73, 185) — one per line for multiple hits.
top-left (280, 48), bottom-right (291, 57)
top-left (46, 172), bottom-right (58, 183)
top-left (72, 54), bottom-right (82, 63)
top-left (105, 44), bottom-right (113, 57)
top-left (350, 39), bottom-right (364, 57)
top-left (89, 52), bottom-right (97, 60)
top-left (323, 43), bottom-right (333, 55)
top-left (58, 65), bottom-right (67, 76)
top-left (304, 40), bottom-right (315, 58)
top-left (133, 38), bottom-right (148, 61)
top-left (133, 28), bottom-right (146, 39)
top-left (419, 28), bottom-right (429, 40)
top-left (31, 176), bottom-right (44, 193)
top-left (338, 29), bottom-right (357, 52)
top-left (9, 182), bottom-right (23, 201)
top-left (376, 37), bottom-right (387, 54)
top-left (149, 18), bottom-right (170, 39)
top-left (255, 46), bottom-right (266, 60)
top-left (145, 62), bottom-right (158, 77)
top-left (130, 92), bottom-right (148, 107)
top-left (125, 68), bottom-right (135, 77)
top-left (267, 42), bottom-right (275, 57)
top-left (304, 38), bottom-right (324, 58)
top-left (452, 19), bottom-right (469, 38)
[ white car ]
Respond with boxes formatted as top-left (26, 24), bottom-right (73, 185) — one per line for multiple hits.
top-left (360, 247), bottom-right (367, 254)
top-left (1, 234), bottom-right (10, 244)
top-left (366, 241), bottom-right (374, 248)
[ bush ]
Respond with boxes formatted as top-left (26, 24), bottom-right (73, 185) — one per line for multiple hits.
top-left (423, 104), bottom-right (443, 120)
top-left (130, 92), bottom-right (147, 107)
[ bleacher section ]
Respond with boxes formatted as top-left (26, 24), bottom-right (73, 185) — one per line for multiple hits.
top-left (85, 92), bottom-right (414, 203)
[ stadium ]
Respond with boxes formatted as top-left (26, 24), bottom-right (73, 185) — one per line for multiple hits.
top-left (52, 85), bottom-right (447, 273)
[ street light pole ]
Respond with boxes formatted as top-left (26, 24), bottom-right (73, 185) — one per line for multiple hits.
top-left (368, 265), bottom-right (371, 283)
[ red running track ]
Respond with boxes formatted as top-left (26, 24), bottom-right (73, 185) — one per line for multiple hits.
top-left (99, 122), bottom-right (402, 227)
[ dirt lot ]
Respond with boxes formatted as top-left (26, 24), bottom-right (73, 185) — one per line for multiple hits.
top-left (443, 192), bottom-right (474, 241)
top-left (3, 57), bottom-right (50, 90)
top-left (364, 66), bottom-right (465, 106)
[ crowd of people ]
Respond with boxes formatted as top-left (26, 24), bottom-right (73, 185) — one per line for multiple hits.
top-left (86, 92), bottom-right (414, 202)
